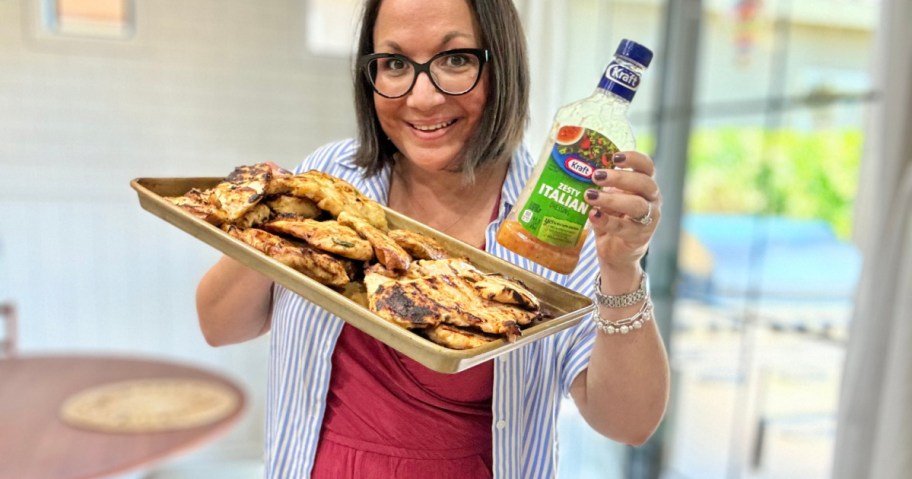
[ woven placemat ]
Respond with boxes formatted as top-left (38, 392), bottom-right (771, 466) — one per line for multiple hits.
top-left (60, 378), bottom-right (240, 433)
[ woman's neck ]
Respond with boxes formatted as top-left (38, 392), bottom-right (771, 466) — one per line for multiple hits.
top-left (388, 156), bottom-right (508, 245)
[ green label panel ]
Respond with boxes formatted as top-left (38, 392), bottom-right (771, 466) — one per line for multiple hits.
top-left (517, 126), bottom-right (617, 247)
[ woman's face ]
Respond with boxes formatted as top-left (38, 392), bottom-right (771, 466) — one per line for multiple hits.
top-left (372, 0), bottom-right (488, 172)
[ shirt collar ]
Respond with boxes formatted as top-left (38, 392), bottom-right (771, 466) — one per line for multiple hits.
top-left (343, 144), bottom-right (535, 215)
top-left (500, 145), bottom-right (535, 217)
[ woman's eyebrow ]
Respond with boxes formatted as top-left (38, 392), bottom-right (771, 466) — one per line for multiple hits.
top-left (441, 31), bottom-right (472, 44)
top-left (378, 40), bottom-right (404, 52)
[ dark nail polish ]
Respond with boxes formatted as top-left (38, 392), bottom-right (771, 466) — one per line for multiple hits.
top-left (586, 189), bottom-right (599, 200)
top-left (613, 152), bottom-right (626, 164)
top-left (594, 209), bottom-right (603, 218)
top-left (593, 170), bottom-right (608, 181)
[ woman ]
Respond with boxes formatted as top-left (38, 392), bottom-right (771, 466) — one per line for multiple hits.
top-left (197, 0), bottom-right (670, 477)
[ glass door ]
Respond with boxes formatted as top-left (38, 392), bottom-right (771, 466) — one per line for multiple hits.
top-left (662, 1), bottom-right (879, 478)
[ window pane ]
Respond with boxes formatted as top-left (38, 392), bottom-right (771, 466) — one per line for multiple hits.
top-left (670, 1), bottom-right (878, 478)
top-left (305, 0), bottom-right (359, 56)
top-left (47, 0), bottom-right (133, 38)
top-left (57, 0), bottom-right (126, 22)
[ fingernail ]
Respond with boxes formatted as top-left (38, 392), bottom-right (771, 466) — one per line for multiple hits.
top-left (593, 170), bottom-right (608, 181)
top-left (593, 209), bottom-right (603, 218)
top-left (613, 152), bottom-right (626, 164)
top-left (586, 189), bottom-right (599, 201)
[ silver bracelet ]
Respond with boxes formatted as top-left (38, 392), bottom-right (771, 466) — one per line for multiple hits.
top-left (593, 298), bottom-right (654, 335)
top-left (594, 272), bottom-right (648, 308)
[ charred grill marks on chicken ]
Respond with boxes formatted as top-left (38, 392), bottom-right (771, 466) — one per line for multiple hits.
top-left (167, 164), bottom-right (544, 348)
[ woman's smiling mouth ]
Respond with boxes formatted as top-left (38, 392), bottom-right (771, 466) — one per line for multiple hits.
top-left (410, 119), bottom-right (458, 132)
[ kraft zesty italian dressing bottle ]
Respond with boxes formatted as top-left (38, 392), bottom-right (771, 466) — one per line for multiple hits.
top-left (496, 39), bottom-right (653, 274)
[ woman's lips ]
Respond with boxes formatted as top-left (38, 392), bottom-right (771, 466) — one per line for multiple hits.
top-left (408, 119), bottom-right (457, 138)
top-left (411, 119), bottom-right (457, 131)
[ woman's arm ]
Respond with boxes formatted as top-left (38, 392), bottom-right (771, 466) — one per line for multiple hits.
top-left (196, 255), bottom-right (274, 346)
top-left (569, 264), bottom-right (670, 445)
top-left (569, 150), bottom-right (671, 445)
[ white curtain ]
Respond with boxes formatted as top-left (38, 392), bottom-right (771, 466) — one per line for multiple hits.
top-left (513, 0), bottom-right (569, 146)
top-left (832, 0), bottom-right (912, 477)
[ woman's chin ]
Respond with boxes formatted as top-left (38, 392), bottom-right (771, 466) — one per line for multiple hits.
top-left (398, 146), bottom-right (463, 172)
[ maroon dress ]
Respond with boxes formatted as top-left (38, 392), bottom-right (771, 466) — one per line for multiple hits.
top-left (311, 324), bottom-right (494, 478)
top-left (312, 199), bottom-right (501, 479)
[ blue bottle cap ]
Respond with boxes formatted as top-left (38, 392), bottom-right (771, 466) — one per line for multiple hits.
top-left (616, 39), bottom-right (653, 68)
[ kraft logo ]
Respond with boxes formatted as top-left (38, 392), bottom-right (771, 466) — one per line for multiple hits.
top-left (565, 158), bottom-right (594, 178)
top-left (608, 64), bottom-right (639, 89)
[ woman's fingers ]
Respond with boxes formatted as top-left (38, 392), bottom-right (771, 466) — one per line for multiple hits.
top-left (585, 188), bottom-right (652, 219)
top-left (591, 160), bottom-right (659, 202)
top-left (587, 150), bottom-right (659, 209)
top-left (585, 151), bottom-right (661, 233)
top-left (611, 151), bottom-right (655, 178)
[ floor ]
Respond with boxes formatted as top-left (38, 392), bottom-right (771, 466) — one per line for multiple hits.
top-left (661, 299), bottom-right (847, 479)
top-left (554, 297), bottom-right (848, 479)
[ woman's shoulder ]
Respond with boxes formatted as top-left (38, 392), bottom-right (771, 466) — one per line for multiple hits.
top-left (293, 139), bottom-right (389, 202)
top-left (294, 138), bottom-right (361, 175)
top-left (510, 142), bottom-right (536, 170)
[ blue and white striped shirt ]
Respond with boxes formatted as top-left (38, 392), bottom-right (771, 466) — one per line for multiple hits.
top-left (265, 139), bottom-right (600, 478)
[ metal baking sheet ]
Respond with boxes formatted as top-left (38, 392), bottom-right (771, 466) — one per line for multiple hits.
top-left (131, 177), bottom-right (595, 373)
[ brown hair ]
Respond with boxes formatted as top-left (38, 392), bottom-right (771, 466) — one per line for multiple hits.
top-left (352, 0), bottom-right (529, 181)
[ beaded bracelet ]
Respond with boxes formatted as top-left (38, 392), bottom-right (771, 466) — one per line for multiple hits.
top-left (593, 298), bottom-right (654, 335)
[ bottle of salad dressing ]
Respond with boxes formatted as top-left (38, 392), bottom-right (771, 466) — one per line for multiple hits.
top-left (496, 39), bottom-right (653, 274)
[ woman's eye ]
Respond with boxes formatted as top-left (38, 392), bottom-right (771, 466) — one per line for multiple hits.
top-left (445, 55), bottom-right (469, 67)
top-left (385, 58), bottom-right (406, 71)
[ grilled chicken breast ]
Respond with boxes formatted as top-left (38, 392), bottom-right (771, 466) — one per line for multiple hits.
top-left (338, 211), bottom-right (411, 274)
top-left (365, 272), bottom-right (535, 340)
top-left (424, 324), bottom-right (499, 350)
top-left (406, 260), bottom-right (539, 310)
top-left (166, 165), bottom-right (548, 349)
top-left (473, 275), bottom-right (540, 310)
top-left (265, 195), bottom-right (321, 219)
top-left (404, 258), bottom-right (484, 281)
top-left (213, 163), bottom-right (277, 222)
top-left (233, 203), bottom-right (273, 229)
top-left (364, 271), bottom-right (438, 329)
top-left (266, 170), bottom-right (388, 230)
top-left (167, 188), bottom-right (226, 225)
top-left (227, 226), bottom-right (352, 287)
top-left (387, 229), bottom-right (450, 260)
top-left (263, 219), bottom-right (373, 261)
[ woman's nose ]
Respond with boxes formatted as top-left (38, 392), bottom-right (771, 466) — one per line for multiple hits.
top-left (406, 72), bottom-right (446, 110)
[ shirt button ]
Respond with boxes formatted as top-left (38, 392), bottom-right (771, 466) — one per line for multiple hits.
top-left (496, 420), bottom-right (507, 430)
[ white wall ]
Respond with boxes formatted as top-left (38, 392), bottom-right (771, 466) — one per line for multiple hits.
top-left (0, 0), bottom-right (356, 462)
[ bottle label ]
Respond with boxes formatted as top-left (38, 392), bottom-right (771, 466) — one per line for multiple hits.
top-left (517, 125), bottom-right (619, 247)
top-left (598, 60), bottom-right (640, 102)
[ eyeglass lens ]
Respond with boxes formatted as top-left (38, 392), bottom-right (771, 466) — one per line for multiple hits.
top-left (368, 52), bottom-right (482, 98)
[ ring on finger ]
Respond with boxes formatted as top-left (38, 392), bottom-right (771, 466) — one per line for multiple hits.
top-left (633, 202), bottom-right (653, 226)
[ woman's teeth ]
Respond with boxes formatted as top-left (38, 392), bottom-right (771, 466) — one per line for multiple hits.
top-left (413, 120), bottom-right (456, 132)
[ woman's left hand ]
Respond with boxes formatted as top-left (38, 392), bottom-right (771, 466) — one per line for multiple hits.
top-left (585, 151), bottom-right (661, 269)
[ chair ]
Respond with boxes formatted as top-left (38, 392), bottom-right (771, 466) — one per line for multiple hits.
top-left (0, 302), bottom-right (16, 357)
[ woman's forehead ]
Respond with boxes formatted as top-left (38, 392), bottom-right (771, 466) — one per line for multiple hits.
top-left (373, 0), bottom-right (480, 53)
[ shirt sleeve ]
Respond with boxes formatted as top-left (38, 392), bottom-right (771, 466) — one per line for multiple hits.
top-left (556, 238), bottom-right (601, 398)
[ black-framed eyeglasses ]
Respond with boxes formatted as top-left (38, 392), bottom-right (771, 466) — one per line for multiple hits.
top-left (358, 48), bottom-right (490, 99)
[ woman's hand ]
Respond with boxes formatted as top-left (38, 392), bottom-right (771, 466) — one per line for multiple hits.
top-left (573, 151), bottom-right (669, 444)
top-left (585, 151), bottom-right (661, 270)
